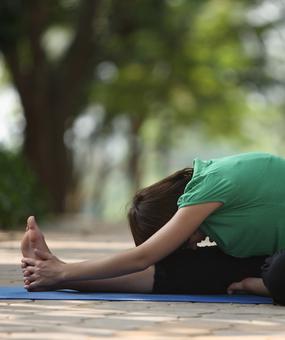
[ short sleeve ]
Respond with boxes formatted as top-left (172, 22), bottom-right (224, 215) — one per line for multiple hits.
top-left (177, 174), bottom-right (233, 208)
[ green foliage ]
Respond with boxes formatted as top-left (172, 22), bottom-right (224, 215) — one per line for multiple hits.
top-left (0, 149), bottom-right (49, 229)
top-left (91, 0), bottom-right (258, 140)
top-left (0, 0), bottom-right (283, 215)
top-left (0, 0), bottom-right (273, 143)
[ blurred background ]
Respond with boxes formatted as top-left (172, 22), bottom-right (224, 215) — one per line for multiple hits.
top-left (0, 0), bottom-right (285, 229)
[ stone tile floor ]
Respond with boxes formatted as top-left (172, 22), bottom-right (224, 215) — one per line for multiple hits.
top-left (1, 216), bottom-right (285, 339)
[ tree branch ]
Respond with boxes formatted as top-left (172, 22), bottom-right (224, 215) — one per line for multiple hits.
top-left (1, 46), bottom-right (31, 108)
top-left (25, 0), bottom-right (49, 79)
top-left (3, 1), bottom-right (50, 112)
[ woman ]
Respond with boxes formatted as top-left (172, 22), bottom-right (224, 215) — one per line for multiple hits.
top-left (22, 153), bottom-right (285, 304)
top-left (21, 216), bottom-right (266, 295)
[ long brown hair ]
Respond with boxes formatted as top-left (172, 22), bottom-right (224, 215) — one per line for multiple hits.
top-left (128, 168), bottom-right (193, 246)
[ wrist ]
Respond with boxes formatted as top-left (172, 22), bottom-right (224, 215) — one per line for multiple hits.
top-left (60, 262), bottom-right (77, 282)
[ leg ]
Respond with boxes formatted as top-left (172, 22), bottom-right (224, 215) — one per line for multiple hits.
top-left (229, 250), bottom-right (285, 300)
top-left (56, 266), bottom-right (154, 293)
top-left (20, 219), bottom-right (266, 295)
top-left (23, 266), bottom-right (155, 293)
top-left (153, 246), bottom-right (267, 294)
top-left (261, 250), bottom-right (285, 305)
top-left (21, 217), bottom-right (154, 293)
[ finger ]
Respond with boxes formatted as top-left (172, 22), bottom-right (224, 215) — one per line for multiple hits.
top-left (22, 265), bottom-right (34, 273)
top-left (24, 285), bottom-right (36, 292)
top-left (24, 268), bottom-right (37, 276)
top-left (24, 273), bottom-right (38, 283)
top-left (21, 263), bottom-right (27, 269)
top-left (22, 269), bottom-right (32, 276)
top-left (34, 249), bottom-right (52, 260)
top-left (21, 258), bottom-right (36, 266)
top-left (23, 271), bottom-right (34, 278)
top-left (23, 266), bottom-right (36, 276)
top-left (25, 280), bottom-right (39, 290)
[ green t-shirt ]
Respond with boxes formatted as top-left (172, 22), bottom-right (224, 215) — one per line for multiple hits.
top-left (177, 152), bottom-right (285, 257)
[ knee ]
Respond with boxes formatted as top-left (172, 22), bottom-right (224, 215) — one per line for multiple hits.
top-left (262, 250), bottom-right (285, 305)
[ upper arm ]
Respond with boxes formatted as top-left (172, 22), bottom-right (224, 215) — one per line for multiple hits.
top-left (137, 202), bottom-right (222, 267)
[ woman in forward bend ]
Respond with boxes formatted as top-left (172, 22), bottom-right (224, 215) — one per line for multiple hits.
top-left (21, 153), bottom-right (285, 304)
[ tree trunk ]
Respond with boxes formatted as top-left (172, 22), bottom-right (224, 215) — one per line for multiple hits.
top-left (128, 116), bottom-right (143, 193)
top-left (0, 0), bottom-right (102, 213)
top-left (22, 85), bottom-right (71, 213)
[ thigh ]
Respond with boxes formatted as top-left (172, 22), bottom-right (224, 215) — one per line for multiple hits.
top-left (153, 246), bottom-right (266, 294)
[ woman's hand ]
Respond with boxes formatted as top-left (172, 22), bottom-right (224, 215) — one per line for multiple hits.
top-left (21, 249), bottom-right (66, 291)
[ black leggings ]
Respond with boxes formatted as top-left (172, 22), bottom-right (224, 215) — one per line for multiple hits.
top-left (153, 246), bottom-right (285, 305)
top-left (262, 250), bottom-right (285, 305)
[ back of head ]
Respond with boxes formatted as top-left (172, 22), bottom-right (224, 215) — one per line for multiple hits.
top-left (128, 168), bottom-right (193, 246)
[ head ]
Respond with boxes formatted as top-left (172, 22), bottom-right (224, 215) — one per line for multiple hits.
top-left (128, 168), bottom-right (193, 246)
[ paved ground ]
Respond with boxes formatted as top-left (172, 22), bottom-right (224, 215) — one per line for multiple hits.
top-left (1, 215), bottom-right (285, 339)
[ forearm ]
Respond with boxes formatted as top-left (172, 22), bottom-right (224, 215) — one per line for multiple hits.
top-left (63, 247), bottom-right (148, 282)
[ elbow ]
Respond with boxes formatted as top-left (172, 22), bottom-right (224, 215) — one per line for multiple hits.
top-left (135, 249), bottom-right (153, 272)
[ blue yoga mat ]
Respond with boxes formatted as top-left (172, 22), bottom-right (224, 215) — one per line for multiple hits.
top-left (0, 286), bottom-right (273, 304)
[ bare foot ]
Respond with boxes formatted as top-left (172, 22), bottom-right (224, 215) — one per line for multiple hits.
top-left (21, 216), bottom-right (51, 259)
top-left (227, 277), bottom-right (270, 296)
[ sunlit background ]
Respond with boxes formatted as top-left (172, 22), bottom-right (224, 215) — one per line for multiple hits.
top-left (0, 0), bottom-right (285, 228)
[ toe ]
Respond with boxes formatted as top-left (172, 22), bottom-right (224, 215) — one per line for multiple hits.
top-left (227, 281), bottom-right (244, 294)
top-left (27, 216), bottom-right (37, 230)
